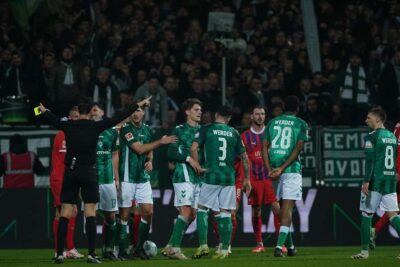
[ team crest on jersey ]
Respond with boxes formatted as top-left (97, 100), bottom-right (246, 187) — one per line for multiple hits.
top-left (98, 141), bottom-right (103, 148)
top-left (125, 132), bottom-right (134, 141)
top-left (194, 132), bottom-right (199, 138)
top-left (365, 140), bottom-right (373, 148)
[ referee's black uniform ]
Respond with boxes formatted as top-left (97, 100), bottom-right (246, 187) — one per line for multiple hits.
top-left (43, 103), bottom-right (139, 261)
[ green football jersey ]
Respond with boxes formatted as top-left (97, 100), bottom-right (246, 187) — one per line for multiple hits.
top-left (168, 123), bottom-right (200, 184)
top-left (264, 114), bottom-right (309, 174)
top-left (364, 128), bottom-right (397, 194)
top-left (195, 122), bottom-right (245, 186)
top-left (119, 122), bottom-right (152, 183)
top-left (96, 127), bottom-right (119, 185)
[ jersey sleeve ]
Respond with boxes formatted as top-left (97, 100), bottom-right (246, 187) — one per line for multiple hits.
top-left (298, 120), bottom-right (309, 141)
top-left (364, 133), bottom-right (376, 182)
top-left (167, 127), bottom-right (187, 162)
top-left (112, 129), bottom-right (120, 152)
top-left (121, 125), bottom-right (137, 147)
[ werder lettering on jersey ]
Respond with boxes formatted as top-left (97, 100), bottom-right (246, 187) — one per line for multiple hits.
top-left (212, 129), bottom-right (233, 137)
top-left (382, 138), bottom-right (396, 144)
top-left (274, 120), bottom-right (295, 126)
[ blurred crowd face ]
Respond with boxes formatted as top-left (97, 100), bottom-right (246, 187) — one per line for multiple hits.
top-left (137, 70), bottom-right (147, 84)
top-left (349, 55), bottom-right (361, 67)
top-left (11, 53), bottom-right (22, 66)
top-left (268, 78), bottom-right (280, 90)
top-left (192, 79), bottom-right (203, 93)
top-left (147, 78), bottom-right (159, 92)
top-left (251, 78), bottom-right (263, 92)
top-left (97, 70), bottom-right (110, 84)
top-left (307, 98), bottom-right (318, 113)
top-left (68, 107), bottom-right (80, 120)
top-left (113, 56), bottom-right (124, 70)
top-left (1, 49), bottom-right (11, 62)
top-left (120, 91), bottom-right (134, 107)
top-left (90, 105), bottom-right (104, 120)
top-left (62, 47), bottom-right (73, 61)
top-left (272, 105), bottom-right (284, 117)
top-left (43, 54), bottom-right (55, 69)
top-left (299, 79), bottom-right (311, 94)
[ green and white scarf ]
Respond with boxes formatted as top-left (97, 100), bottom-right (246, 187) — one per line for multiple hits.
top-left (340, 64), bottom-right (369, 105)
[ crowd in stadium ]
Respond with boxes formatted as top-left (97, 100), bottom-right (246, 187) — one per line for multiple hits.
top-left (0, 0), bottom-right (399, 128)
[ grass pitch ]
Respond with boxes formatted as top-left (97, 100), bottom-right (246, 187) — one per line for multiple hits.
top-left (0, 247), bottom-right (399, 267)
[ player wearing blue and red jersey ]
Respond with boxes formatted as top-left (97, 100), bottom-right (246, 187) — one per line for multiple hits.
top-left (241, 105), bottom-right (281, 253)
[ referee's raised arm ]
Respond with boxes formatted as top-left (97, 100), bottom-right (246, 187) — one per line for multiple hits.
top-left (38, 102), bottom-right (68, 130)
top-left (95, 96), bottom-right (153, 132)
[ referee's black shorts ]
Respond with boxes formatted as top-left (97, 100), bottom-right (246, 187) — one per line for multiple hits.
top-left (61, 165), bottom-right (99, 204)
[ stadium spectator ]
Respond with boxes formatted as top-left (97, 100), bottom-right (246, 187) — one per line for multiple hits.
top-left (0, 134), bottom-right (45, 188)
top-left (378, 49), bottom-right (400, 124)
top-left (337, 52), bottom-right (371, 126)
top-left (134, 74), bottom-right (168, 129)
top-left (86, 67), bottom-right (120, 118)
top-left (51, 45), bottom-right (84, 117)
top-left (0, 0), bottom-right (399, 128)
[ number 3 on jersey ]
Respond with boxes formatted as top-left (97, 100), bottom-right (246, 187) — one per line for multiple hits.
top-left (218, 137), bottom-right (227, 161)
top-left (271, 126), bottom-right (292, 149)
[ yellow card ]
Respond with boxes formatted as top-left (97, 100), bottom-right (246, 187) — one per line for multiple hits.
top-left (34, 106), bottom-right (42, 116)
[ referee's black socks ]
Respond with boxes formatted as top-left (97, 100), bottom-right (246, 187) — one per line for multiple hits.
top-left (86, 216), bottom-right (96, 256)
top-left (57, 217), bottom-right (69, 256)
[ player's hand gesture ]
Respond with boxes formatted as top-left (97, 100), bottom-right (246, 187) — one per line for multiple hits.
top-left (38, 102), bottom-right (47, 113)
top-left (362, 182), bottom-right (369, 195)
top-left (242, 179), bottom-right (252, 197)
top-left (188, 158), bottom-right (204, 175)
top-left (269, 167), bottom-right (283, 179)
top-left (144, 161), bottom-right (153, 172)
top-left (160, 135), bottom-right (177, 144)
top-left (137, 96), bottom-right (152, 108)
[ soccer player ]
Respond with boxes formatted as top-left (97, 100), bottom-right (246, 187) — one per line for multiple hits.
top-left (162, 98), bottom-right (202, 260)
top-left (90, 103), bottom-right (120, 260)
top-left (39, 96), bottom-right (151, 264)
top-left (242, 105), bottom-right (281, 253)
top-left (352, 107), bottom-right (400, 260)
top-left (49, 106), bottom-right (84, 260)
top-left (369, 120), bottom-right (400, 249)
top-left (118, 106), bottom-right (177, 260)
top-left (190, 106), bottom-right (251, 260)
top-left (213, 157), bottom-right (242, 254)
top-left (262, 95), bottom-right (308, 257)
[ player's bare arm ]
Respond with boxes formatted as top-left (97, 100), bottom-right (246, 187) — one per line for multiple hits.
top-left (262, 139), bottom-right (272, 172)
top-left (189, 141), bottom-right (203, 174)
top-left (270, 140), bottom-right (305, 179)
top-left (130, 135), bottom-right (177, 155)
top-left (112, 150), bottom-right (120, 191)
top-left (144, 151), bottom-right (153, 172)
top-left (239, 151), bottom-right (252, 197)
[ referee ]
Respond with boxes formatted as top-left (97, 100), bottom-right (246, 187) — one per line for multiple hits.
top-left (38, 97), bottom-right (151, 264)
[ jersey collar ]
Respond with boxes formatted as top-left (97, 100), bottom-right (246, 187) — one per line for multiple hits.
top-left (250, 126), bottom-right (265, 135)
